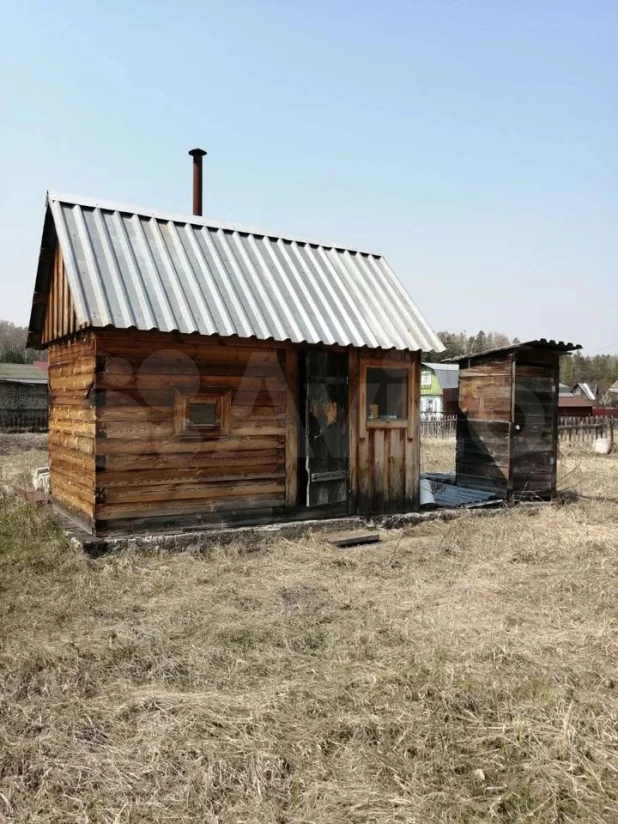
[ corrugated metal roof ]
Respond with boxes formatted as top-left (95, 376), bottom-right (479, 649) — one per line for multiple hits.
top-left (422, 362), bottom-right (459, 390)
top-left (0, 363), bottom-right (48, 385)
top-left (29, 191), bottom-right (444, 352)
top-left (446, 339), bottom-right (581, 363)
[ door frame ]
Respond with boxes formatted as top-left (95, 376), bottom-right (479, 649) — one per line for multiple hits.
top-left (302, 349), bottom-right (350, 508)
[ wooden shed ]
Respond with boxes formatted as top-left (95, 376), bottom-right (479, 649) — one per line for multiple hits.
top-left (450, 340), bottom-right (580, 500)
top-left (27, 191), bottom-right (444, 535)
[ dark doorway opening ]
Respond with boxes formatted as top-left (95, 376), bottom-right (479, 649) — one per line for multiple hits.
top-left (298, 350), bottom-right (349, 509)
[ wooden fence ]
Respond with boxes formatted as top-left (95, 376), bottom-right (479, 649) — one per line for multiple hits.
top-left (421, 414), bottom-right (615, 446)
top-left (558, 416), bottom-right (614, 446)
top-left (421, 416), bottom-right (457, 439)
top-left (0, 408), bottom-right (48, 433)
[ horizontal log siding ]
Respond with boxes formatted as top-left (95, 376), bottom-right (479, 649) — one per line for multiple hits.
top-left (93, 330), bottom-right (288, 530)
top-left (48, 334), bottom-right (97, 527)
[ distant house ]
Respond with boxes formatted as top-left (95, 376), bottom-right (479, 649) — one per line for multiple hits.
top-left (558, 383), bottom-right (594, 418)
top-left (572, 382), bottom-right (597, 401)
top-left (607, 380), bottom-right (618, 397)
top-left (420, 362), bottom-right (459, 418)
top-left (0, 362), bottom-right (48, 431)
top-left (557, 384), bottom-right (594, 417)
top-left (558, 396), bottom-right (594, 417)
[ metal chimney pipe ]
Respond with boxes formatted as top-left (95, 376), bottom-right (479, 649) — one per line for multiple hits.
top-left (188, 148), bottom-right (207, 216)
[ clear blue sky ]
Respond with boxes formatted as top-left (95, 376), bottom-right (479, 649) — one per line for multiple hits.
top-left (1, 0), bottom-right (616, 354)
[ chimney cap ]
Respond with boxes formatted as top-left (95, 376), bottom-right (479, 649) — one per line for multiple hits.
top-left (189, 148), bottom-right (207, 158)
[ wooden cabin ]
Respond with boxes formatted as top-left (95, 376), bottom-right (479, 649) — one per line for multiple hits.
top-left (450, 340), bottom-right (580, 500)
top-left (27, 192), bottom-right (444, 535)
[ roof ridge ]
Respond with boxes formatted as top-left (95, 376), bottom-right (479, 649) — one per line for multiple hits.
top-left (46, 191), bottom-right (383, 257)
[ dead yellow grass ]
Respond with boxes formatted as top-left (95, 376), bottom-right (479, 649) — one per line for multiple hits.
top-left (1, 436), bottom-right (618, 822)
top-left (421, 437), bottom-right (456, 474)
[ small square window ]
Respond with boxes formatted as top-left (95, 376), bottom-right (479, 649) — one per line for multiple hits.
top-left (174, 390), bottom-right (230, 437)
top-left (366, 367), bottom-right (407, 421)
top-left (421, 370), bottom-right (432, 388)
top-left (188, 400), bottom-right (219, 428)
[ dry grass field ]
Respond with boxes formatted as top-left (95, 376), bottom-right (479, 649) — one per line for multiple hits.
top-left (1, 435), bottom-right (618, 823)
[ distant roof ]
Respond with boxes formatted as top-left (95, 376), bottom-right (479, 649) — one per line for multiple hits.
top-left (446, 339), bottom-right (581, 363)
top-left (558, 396), bottom-right (594, 408)
top-left (573, 382), bottom-right (596, 400)
top-left (28, 191), bottom-right (444, 353)
top-left (33, 360), bottom-right (49, 374)
top-left (422, 362), bottom-right (459, 390)
top-left (0, 363), bottom-right (48, 385)
top-left (559, 383), bottom-right (574, 396)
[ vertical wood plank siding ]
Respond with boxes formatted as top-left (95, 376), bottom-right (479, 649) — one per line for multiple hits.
top-left (48, 334), bottom-right (97, 528)
top-left (511, 349), bottom-right (559, 498)
top-left (357, 350), bottom-right (419, 514)
top-left (42, 246), bottom-right (80, 344)
top-left (457, 348), bottom-right (560, 500)
top-left (284, 348), bottom-right (299, 506)
top-left (347, 350), bottom-right (360, 514)
top-left (456, 357), bottom-right (513, 495)
top-left (92, 330), bottom-right (289, 531)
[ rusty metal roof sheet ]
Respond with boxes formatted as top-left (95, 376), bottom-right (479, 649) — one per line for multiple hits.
top-left (558, 396), bottom-right (595, 409)
top-left (28, 192), bottom-right (444, 353)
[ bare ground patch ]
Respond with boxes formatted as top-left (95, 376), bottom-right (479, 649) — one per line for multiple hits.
top-left (0, 433), bottom-right (48, 490)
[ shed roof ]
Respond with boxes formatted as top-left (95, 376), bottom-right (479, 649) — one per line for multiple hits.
top-left (446, 339), bottom-right (581, 364)
top-left (558, 396), bottom-right (595, 409)
top-left (28, 192), bottom-right (444, 353)
top-left (421, 362), bottom-right (459, 391)
top-left (0, 363), bottom-right (48, 385)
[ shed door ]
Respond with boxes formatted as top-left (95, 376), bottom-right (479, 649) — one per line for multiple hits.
top-left (305, 351), bottom-right (348, 507)
top-left (512, 364), bottom-right (557, 498)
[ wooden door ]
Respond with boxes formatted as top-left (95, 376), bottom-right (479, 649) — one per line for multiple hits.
top-left (511, 363), bottom-right (557, 498)
top-left (305, 351), bottom-right (348, 507)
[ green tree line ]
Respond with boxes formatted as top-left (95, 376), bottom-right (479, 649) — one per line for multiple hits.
top-left (0, 320), bottom-right (45, 363)
top-left (428, 330), bottom-right (618, 397)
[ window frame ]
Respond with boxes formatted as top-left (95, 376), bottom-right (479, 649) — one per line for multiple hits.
top-left (173, 389), bottom-right (231, 438)
top-left (359, 357), bottom-right (415, 438)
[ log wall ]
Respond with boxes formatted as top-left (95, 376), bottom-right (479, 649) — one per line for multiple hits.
top-left (48, 335), bottom-right (97, 528)
top-left (92, 330), bottom-right (288, 533)
top-left (45, 327), bottom-right (424, 534)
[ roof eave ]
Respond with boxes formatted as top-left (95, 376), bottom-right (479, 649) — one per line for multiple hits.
top-left (27, 194), bottom-right (57, 349)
